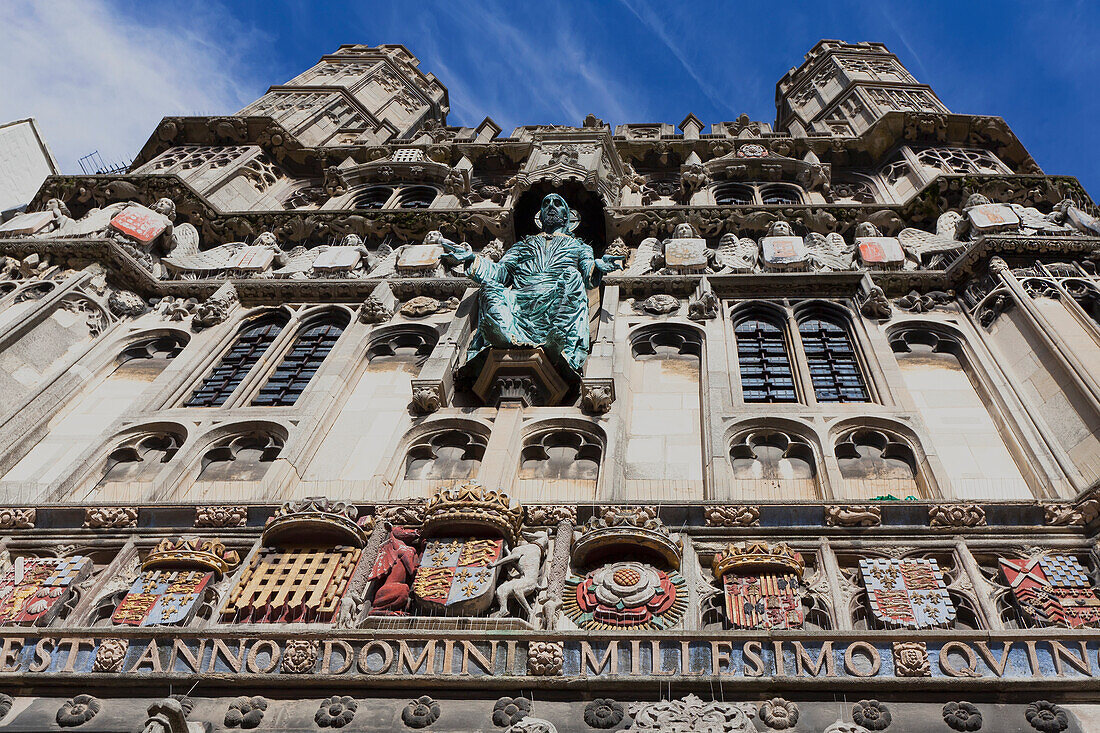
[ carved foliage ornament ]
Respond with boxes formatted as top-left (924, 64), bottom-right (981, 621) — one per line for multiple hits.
top-left (626, 695), bottom-right (755, 732)
top-left (942, 702), bottom-right (983, 732)
top-left (892, 641), bottom-right (931, 677)
top-left (851, 700), bottom-right (891, 731)
top-left (315, 696), bottom-right (356, 728)
top-left (0, 508), bottom-right (35, 529)
top-left (402, 697), bottom-right (441, 729)
top-left (705, 505), bottom-right (760, 527)
top-left (825, 504), bottom-right (882, 527)
top-left (584, 699), bottom-right (625, 729)
top-left (92, 638), bottom-right (128, 672)
top-left (526, 640), bottom-right (563, 676)
top-left (84, 506), bottom-right (138, 529)
top-left (758, 698), bottom-right (799, 730)
top-left (225, 697), bottom-right (267, 729)
top-left (929, 504), bottom-right (986, 528)
top-left (195, 505), bottom-right (247, 528)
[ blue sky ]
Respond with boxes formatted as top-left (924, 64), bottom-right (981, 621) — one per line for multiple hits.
top-left (3, 0), bottom-right (1099, 194)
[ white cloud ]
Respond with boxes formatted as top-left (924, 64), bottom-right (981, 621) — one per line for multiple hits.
top-left (0, 0), bottom-right (268, 172)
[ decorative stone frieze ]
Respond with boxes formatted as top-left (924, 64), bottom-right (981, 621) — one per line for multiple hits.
top-left (524, 504), bottom-right (576, 526)
top-left (195, 505), bottom-right (247, 528)
top-left (526, 640), bottom-right (563, 676)
top-left (83, 506), bottom-right (138, 529)
top-left (625, 695), bottom-right (755, 732)
top-left (825, 504), bottom-right (882, 527)
top-left (929, 504), bottom-right (986, 528)
top-left (705, 505), bottom-right (760, 527)
top-left (0, 508), bottom-right (35, 529)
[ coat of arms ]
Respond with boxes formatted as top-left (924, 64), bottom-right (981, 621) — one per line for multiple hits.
top-left (999, 555), bottom-right (1100, 628)
top-left (112, 570), bottom-right (212, 626)
top-left (859, 558), bottom-right (955, 629)
top-left (0, 556), bottom-right (92, 626)
top-left (412, 538), bottom-right (503, 615)
top-left (713, 541), bottom-right (805, 630)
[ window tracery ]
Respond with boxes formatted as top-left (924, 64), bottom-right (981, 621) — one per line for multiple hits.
top-left (98, 432), bottom-right (184, 485)
top-left (403, 429), bottom-right (486, 480)
top-left (519, 429), bottom-right (601, 481)
top-left (198, 431), bottom-right (284, 482)
top-left (835, 428), bottom-right (917, 486)
top-left (185, 314), bottom-right (288, 407)
top-left (118, 334), bottom-right (187, 365)
top-left (729, 430), bottom-right (816, 482)
top-left (916, 147), bottom-right (1007, 176)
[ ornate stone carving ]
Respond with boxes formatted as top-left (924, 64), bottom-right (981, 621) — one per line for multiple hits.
top-left (705, 505), bottom-right (760, 527)
top-left (378, 502), bottom-right (425, 526)
top-left (84, 506), bottom-right (138, 529)
top-left (823, 723), bottom-right (863, 733)
top-left (713, 542), bottom-right (805, 630)
top-left (851, 700), bottom-right (891, 731)
top-left (526, 640), bottom-right (563, 676)
top-left (581, 380), bottom-right (614, 414)
top-left (224, 697), bottom-right (267, 729)
top-left (191, 282), bottom-right (240, 331)
top-left (400, 295), bottom-right (458, 317)
top-left (758, 698), bottom-right (799, 730)
top-left (0, 694), bottom-right (11, 722)
top-left (411, 385), bottom-right (442, 414)
top-left (825, 504), bottom-right (882, 527)
top-left (584, 699), bottom-right (625, 729)
top-left (402, 697), bottom-right (441, 729)
top-left (493, 697), bottom-right (531, 727)
top-left (421, 482), bottom-right (523, 547)
top-left (315, 696), bottom-right (357, 728)
top-left (859, 285), bottom-right (892, 320)
top-left (525, 504), bottom-right (576, 526)
top-left (491, 531), bottom-right (549, 619)
top-left (1043, 500), bottom-right (1098, 526)
top-left (0, 507), bottom-right (34, 529)
top-left (688, 290), bottom-right (720, 321)
top-left (892, 641), bottom-right (931, 677)
top-left (92, 639), bottom-right (128, 672)
top-left (280, 639), bottom-right (318, 673)
top-left (263, 496), bottom-right (367, 547)
top-left (895, 289), bottom-right (955, 313)
top-left (195, 505), bottom-right (247, 528)
top-left (57, 695), bottom-right (101, 727)
top-left (506, 718), bottom-right (557, 733)
top-left (1025, 701), bottom-right (1069, 733)
top-left (635, 293), bottom-right (681, 314)
top-left (942, 702), bottom-right (983, 732)
top-left (107, 289), bottom-right (146, 317)
top-left (929, 504), bottom-right (986, 528)
top-left (358, 295), bottom-right (393, 323)
top-left (625, 695), bottom-right (755, 732)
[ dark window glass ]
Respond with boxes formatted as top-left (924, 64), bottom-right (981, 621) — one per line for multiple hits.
top-left (761, 186), bottom-right (801, 205)
top-left (735, 319), bottom-right (796, 403)
top-left (798, 317), bottom-right (869, 402)
top-left (396, 186), bottom-right (436, 209)
top-left (714, 183), bottom-right (754, 206)
top-left (350, 186), bottom-right (392, 209)
top-left (185, 318), bottom-right (284, 407)
top-left (252, 321), bottom-right (344, 406)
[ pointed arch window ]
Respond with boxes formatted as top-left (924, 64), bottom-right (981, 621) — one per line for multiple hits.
top-left (735, 317), bottom-right (796, 403)
top-left (253, 316), bottom-right (347, 406)
top-left (798, 316), bottom-right (869, 402)
top-left (185, 314), bottom-right (287, 407)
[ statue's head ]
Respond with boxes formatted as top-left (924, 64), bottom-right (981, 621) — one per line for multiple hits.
top-left (673, 222), bottom-right (696, 239)
top-left (424, 230), bottom-right (444, 245)
top-left (855, 222), bottom-right (881, 238)
top-left (767, 220), bottom-right (794, 237)
top-left (255, 231), bottom-right (278, 248)
top-left (964, 193), bottom-right (991, 208)
top-left (340, 234), bottom-right (363, 248)
top-left (537, 193), bottom-right (576, 233)
top-left (151, 197), bottom-right (176, 219)
top-left (45, 198), bottom-right (70, 217)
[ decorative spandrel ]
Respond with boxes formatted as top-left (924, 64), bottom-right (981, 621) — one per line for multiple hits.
top-left (445, 194), bottom-right (623, 375)
top-left (0, 556), bottom-right (92, 626)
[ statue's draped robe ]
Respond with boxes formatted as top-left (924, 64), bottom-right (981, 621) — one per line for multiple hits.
top-left (466, 231), bottom-right (600, 373)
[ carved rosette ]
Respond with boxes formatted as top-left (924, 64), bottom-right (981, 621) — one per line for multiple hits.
top-left (92, 639), bottom-right (128, 673)
top-left (705, 505), bottom-right (760, 527)
top-left (195, 505), bottom-right (248, 528)
top-left (263, 496), bottom-right (367, 547)
top-left (84, 507), bottom-right (138, 529)
top-left (929, 504), bottom-right (987, 528)
top-left (420, 482), bottom-right (522, 546)
top-left (825, 505), bottom-right (882, 527)
top-left (526, 640), bottom-right (563, 676)
top-left (281, 639), bottom-right (318, 674)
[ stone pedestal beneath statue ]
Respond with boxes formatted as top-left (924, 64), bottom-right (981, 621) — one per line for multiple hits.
top-left (471, 348), bottom-right (571, 407)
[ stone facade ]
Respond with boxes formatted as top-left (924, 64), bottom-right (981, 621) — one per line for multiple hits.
top-left (0, 39), bottom-right (1096, 731)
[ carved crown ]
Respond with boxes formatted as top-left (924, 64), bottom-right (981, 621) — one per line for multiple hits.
top-left (712, 541), bottom-right (805, 579)
top-left (143, 538), bottom-right (241, 576)
top-left (572, 508), bottom-right (682, 570)
top-left (262, 496), bottom-right (367, 548)
top-left (421, 482), bottom-right (523, 546)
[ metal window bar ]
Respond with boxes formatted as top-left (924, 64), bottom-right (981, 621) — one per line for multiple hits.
top-left (798, 318), bottom-right (869, 402)
top-left (185, 321), bottom-right (284, 407)
top-left (735, 320), bottom-right (797, 403)
top-left (252, 323), bottom-right (343, 406)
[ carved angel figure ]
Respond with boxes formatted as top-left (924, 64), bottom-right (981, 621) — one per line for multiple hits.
top-left (273, 234), bottom-right (373, 279)
top-left (805, 231), bottom-right (855, 271)
top-left (713, 232), bottom-right (759, 273)
top-left (163, 231), bottom-right (284, 279)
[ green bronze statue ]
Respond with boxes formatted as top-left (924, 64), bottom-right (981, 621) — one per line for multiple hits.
top-left (444, 193), bottom-right (623, 374)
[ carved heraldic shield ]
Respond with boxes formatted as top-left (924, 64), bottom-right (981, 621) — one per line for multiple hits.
top-left (999, 555), bottom-right (1100, 628)
top-left (859, 557), bottom-right (955, 629)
